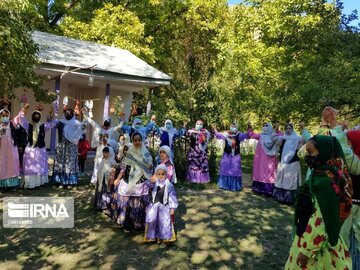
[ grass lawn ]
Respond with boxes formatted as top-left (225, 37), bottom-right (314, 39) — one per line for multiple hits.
top-left (0, 155), bottom-right (296, 270)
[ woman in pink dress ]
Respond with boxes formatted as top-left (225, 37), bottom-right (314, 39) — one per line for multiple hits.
top-left (250, 122), bottom-right (279, 196)
top-left (0, 109), bottom-right (20, 189)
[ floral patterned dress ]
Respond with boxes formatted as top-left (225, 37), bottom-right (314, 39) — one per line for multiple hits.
top-left (285, 199), bottom-right (352, 270)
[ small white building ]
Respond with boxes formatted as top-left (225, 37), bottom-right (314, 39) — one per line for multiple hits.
top-left (11, 31), bottom-right (171, 149)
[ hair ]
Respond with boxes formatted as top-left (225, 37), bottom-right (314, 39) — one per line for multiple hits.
top-left (102, 147), bottom-right (110, 153)
top-left (131, 132), bottom-right (142, 141)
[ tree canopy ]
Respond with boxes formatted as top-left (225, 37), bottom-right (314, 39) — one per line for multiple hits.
top-left (1, 0), bottom-right (359, 128)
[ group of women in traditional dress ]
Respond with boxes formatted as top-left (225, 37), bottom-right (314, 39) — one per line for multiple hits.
top-left (1, 102), bottom-right (360, 267)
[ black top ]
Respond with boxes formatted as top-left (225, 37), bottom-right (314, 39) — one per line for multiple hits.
top-left (224, 135), bottom-right (240, 156)
top-left (279, 140), bottom-right (300, 164)
top-left (28, 123), bottom-right (46, 148)
top-left (154, 185), bottom-right (166, 204)
top-left (8, 122), bottom-right (27, 147)
top-left (56, 122), bottom-right (65, 143)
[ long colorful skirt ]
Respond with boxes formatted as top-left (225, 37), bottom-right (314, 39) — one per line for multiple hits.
top-left (186, 146), bottom-right (210, 183)
top-left (272, 161), bottom-right (301, 204)
top-left (23, 146), bottom-right (49, 188)
top-left (113, 193), bottom-right (150, 230)
top-left (53, 139), bottom-right (79, 186)
top-left (0, 133), bottom-right (20, 189)
top-left (218, 153), bottom-right (242, 191)
top-left (144, 202), bottom-right (176, 243)
top-left (252, 145), bottom-right (277, 196)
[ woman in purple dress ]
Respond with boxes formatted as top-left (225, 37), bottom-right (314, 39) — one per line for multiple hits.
top-left (213, 124), bottom-right (249, 191)
top-left (186, 120), bottom-right (211, 183)
top-left (144, 164), bottom-right (178, 243)
top-left (14, 109), bottom-right (56, 189)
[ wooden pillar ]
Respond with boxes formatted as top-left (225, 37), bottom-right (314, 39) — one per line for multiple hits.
top-left (50, 77), bottom-right (60, 151)
top-left (103, 83), bottom-right (110, 119)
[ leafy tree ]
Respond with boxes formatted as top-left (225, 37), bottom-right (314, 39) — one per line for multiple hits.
top-left (0, 0), bottom-right (43, 101)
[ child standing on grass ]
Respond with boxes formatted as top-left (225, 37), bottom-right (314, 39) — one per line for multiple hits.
top-left (144, 164), bottom-right (178, 243)
top-left (78, 134), bottom-right (90, 177)
top-left (94, 147), bottom-right (116, 210)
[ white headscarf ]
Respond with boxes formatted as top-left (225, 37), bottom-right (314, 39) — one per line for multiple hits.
top-left (279, 124), bottom-right (301, 164)
top-left (160, 119), bottom-right (177, 147)
top-left (158, 145), bottom-right (177, 183)
top-left (152, 164), bottom-right (171, 204)
top-left (97, 146), bottom-right (116, 192)
top-left (123, 134), bottom-right (153, 192)
top-left (59, 116), bottom-right (83, 145)
top-left (260, 122), bottom-right (278, 156)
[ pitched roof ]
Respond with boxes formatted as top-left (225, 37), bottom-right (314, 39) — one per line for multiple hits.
top-left (32, 31), bottom-right (171, 85)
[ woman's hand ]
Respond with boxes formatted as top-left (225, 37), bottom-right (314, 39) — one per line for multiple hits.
top-left (296, 252), bottom-right (309, 268)
top-left (170, 209), bottom-right (175, 215)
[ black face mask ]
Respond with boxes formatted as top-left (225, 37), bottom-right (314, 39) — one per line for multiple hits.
top-left (32, 115), bottom-right (40, 123)
top-left (104, 121), bottom-right (110, 128)
top-left (304, 154), bottom-right (321, 169)
top-left (65, 115), bottom-right (73, 121)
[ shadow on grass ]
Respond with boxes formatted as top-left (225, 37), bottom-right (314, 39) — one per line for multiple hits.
top-left (0, 174), bottom-right (293, 270)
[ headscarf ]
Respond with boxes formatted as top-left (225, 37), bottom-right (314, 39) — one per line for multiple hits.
top-left (155, 164), bottom-right (168, 174)
top-left (97, 146), bottom-right (116, 192)
top-left (295, 135), bottom-right (351, 246)
top-left (160, 119), bottom-right (177, 147)
top-left (132, 118), bottom-right (142, 129)
top-left (151, 164), bottom-right (171, 204)
top-left (279, 124), bottom-right (301, 164)
top-left (347, 130), bottom-right (360, 158)
top-left (103, 116), bottom-right (111, 124)
top-left (158, 145), bottom-right (177, 183)
top-left (123, 132), bottom-right (153, 192)
top-left (117, 134), bottom-right (130, 161)
top-left (0, 109), bottom-right (10, 126)
top-left (260, 122), bottom-right (278, 156)
top-left (59, 111), bottom-right (83, 145)
top-left (30, 110), bottom-right (42, 147)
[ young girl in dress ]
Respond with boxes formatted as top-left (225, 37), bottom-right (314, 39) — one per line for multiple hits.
top-left (157, 145), bottom-right (177, 184)
top-left (94, 147), bottom-right (116, 210)
top-left (144, 164), bottom-right (178, 243)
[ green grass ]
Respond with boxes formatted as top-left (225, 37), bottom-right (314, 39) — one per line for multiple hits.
top-left (0, 155), bottom-right (296, 270)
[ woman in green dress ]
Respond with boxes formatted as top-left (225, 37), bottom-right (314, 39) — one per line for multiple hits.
top-left (285, 135), bottom-right (352, 270)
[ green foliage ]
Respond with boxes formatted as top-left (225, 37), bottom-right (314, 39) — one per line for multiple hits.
top-left (59, 3), bottom-right (155, 63)
top-left (3, 0), bottom-right (360, 126)
top-left (0, 0), bottom-right (45, 100)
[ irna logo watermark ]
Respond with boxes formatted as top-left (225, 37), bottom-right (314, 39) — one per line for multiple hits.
top-left (3, 197), bottom-right (74, 228)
